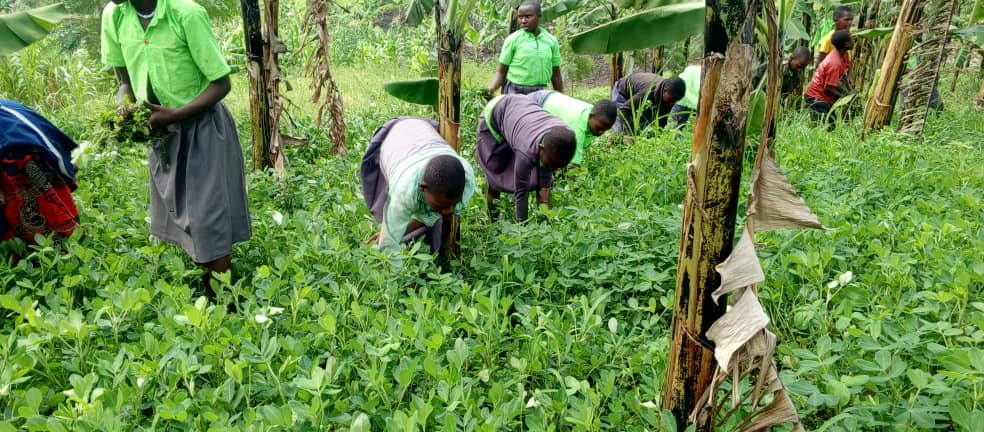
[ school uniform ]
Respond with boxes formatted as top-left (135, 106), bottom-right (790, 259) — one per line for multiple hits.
top-left (476, 95), bottom-right (571, 221)
top-left (611, 73), bottom-right (673, 135)
top-left (101, 0), bottom-right (251, 263)
top-left (671, 65), bottom-right (701, 127)
top-left (498, 29), bottom-right (562, 94)
top-left (528, 91), bottom-right (595, 165)
top-left (361, 118), bottom-right (476, 253)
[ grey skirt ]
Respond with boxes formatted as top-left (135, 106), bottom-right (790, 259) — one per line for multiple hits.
top-left (149, 102), bottom-right (251, 263)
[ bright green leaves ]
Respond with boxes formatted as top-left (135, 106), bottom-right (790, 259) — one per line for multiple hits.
top-left (383, 78), bottom-right (439, 106)
top-left (569, 2), bottom-right (703, 55)
top-left (0, 3), bottom-right (68, 56)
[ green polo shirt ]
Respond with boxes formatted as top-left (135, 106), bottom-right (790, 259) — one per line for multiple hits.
top-left (541, 92), bottom-right (593, 165)
top-left (498, 29), bottom-right (562, 87)
top-left (101, 0), bottom-right (231, 109)
top-left (678, 65), bottom-right (701, 109)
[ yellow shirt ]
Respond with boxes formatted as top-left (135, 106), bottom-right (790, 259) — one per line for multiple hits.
top-left (819, 30), bottom-right (851, 61)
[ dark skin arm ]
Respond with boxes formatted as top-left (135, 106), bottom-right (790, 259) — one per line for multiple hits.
top-left (113, 67), bottom-right (136, 105)
top-left (145, 75), bottom-right (232, 132)
top-left (823, 83), bottom-right (845, 100)
top-left (486, 64), bottom-right (509, 99)
top-left (551, 66), bottom-right (564, 93)
top-left (538, 188), bottom-right (551, 209)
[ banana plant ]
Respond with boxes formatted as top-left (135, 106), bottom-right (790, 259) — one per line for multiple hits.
top-left (0, 3), bottom-right (68, 56)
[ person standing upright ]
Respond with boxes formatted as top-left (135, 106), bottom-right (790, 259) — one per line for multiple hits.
top-left (486, 1), bottom-right (564, 97)
top-left (101, 0), bottom-right (251, 297)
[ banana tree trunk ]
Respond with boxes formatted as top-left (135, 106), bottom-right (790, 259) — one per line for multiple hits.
top-left (651, 46), bottom-right (665, 73)
top-left (611, 52), bottom-right (625, 89)
top-left (436, 2), bottom-right (463, 259)
top-left (241, 0), bottom-right (272, 170)
top-left (863, 0), bottom-right (924, 137)
top-left (660, 0), bottom-right (758, 428)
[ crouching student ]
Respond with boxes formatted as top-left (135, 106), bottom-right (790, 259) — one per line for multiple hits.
top-left (805, 30), bottom-right (853, 129)
top-left (477, 95), bottom-right (576, 222)
top-left (0, 100), bottom-right (81, 254)
top-left (611, 73), bottom-right (686, 135)
top-left (361, 117), bottom-right (476, 253)
top-left (671, 65), bottom-right (701, 128)
top-left (527, 90), bottom-right (616, 166)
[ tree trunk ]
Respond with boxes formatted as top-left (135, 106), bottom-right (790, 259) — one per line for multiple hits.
top-left (436, 3), bottom-right (462, 259)
top-left (863, 0), bottom-right (924, 137)
top-left (241, 0), bottom-right (272, 171)
top-left (651, 46), bottom-right (665, 73)
top-left (660, 0), bottom-right (757, 429)
top-left (610, 52), bottom-right (625, 89)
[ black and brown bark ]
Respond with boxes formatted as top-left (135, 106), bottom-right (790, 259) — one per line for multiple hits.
top-left (849, 0), bottom-right (882, 91)
top-left (435, 3), bottom-right (463, 258)
top-left (240, 0), bottom-right (271, 171)
top-left (660, 0), bottom-right (758, 429)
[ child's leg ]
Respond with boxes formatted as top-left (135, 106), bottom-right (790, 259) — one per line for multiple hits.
top-left (486, 186), bottom-right (501, 222)
top-left (201, 255), bottom-right (232, 300)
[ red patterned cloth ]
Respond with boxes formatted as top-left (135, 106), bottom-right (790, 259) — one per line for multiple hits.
top-left (0, 148), bottom-right (79, 243)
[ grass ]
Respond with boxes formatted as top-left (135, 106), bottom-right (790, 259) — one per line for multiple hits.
top-left (2, 50), bottom-right (983, 431)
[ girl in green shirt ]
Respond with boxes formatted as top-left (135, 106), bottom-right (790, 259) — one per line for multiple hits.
top-left (101, 0), bottom-right (251, 298)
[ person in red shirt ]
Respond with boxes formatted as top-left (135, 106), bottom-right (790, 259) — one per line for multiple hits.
top-left (804, 30), bottom-right (853, 128)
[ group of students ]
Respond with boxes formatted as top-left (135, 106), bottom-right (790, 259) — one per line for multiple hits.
top-left (2, 0), bottom-right (864, 286)
top-left (366, 1), bottom-right (691, 254)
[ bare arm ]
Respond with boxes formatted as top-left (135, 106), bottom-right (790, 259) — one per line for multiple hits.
top-left (486, 64), bottom-right (509, 98)
top-left (113, 67), bottom-right (136, 105)
top-left (823, 84), bottom-right (845, 100)
top-left (551, 66), bottom-right (564, 93)
top-left (146, 75), bottom-right (232, 131)
top-left (514, 190), bottom-right (530, 222)
top-left (537, 187), bottom-right (551, 209)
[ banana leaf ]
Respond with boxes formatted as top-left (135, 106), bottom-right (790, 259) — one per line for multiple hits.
top-left (853, 26), bottom-right (895, 39)
top-left (570, 2), bottom-right (703, 55)
top-left (0, 3), bottom-right (69, 56)
top-left (973, 0), bottom-right (983, 23)
top-left (404, 0), bottom-right (435, 27)
top-left (953, 24), bottom-right (984, 47)
top-left (615, 0), bottom-right (694, 8)
top-left (383, 79), bottom-right (439, 106)
top-left (542, 0), bottom-right (592, 23)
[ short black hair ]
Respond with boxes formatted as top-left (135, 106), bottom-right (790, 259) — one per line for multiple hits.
top-left (542, 127), bottom-right (576, 166)
top-left (831, 30), bottom-right (852, 51)
top-left (833, 5), bottom-right (853, 19)
top-left (664, 77), bottom-right (686, 101)
top-left (791, 46), bottom-right (813, 63)
top-left (423, 155), bottom-right (466, 199)
top-left (590, 100), bottom-right (618, 124)
top-left (519, 1), bottom-right (542, 15)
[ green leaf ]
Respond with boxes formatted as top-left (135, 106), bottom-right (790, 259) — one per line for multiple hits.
top-left (616, 0), bottom-right (693, 8)
top-left (542, 0), bottom-right (592, 23)
top-left (0, 3), bottom-right (69, 56)
top-left (949, 400), bottom-right (984, 432)
top-left (383, 79), bottom-right (439, 106)
top-left (570, 2), bottom-right (704, 55)
top-left (351, 413), bottom-right (371, 432)
top-left (404, 0), bottom-right (436, 27)
top-left (953, 25), bottom-right (984, 47)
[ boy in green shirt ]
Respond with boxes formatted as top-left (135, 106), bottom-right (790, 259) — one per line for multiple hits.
top-left (486, 1), bottom-right (564, 96)
top-left (671, 65), bottom-right (701, 128)
top-left (528, 91), bottom-right (617, 165)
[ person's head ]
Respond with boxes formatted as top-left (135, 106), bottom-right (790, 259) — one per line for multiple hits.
top-left (831, 30), bottom-right (853, 52)
top-left (832, 6), bottom-right (854, 30)
top-left (420, 155), bottom-right (466, 216)
top-left (538, 127), bottom-right (576, 170)
top-left (588, 100), bottom-right (617, 137)
top-left (789, 46), bottom-right (813, 71)
top-left (661, 77), bottom-right (686, 105)
top-left (517, 1), bottom-right (542, 33)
